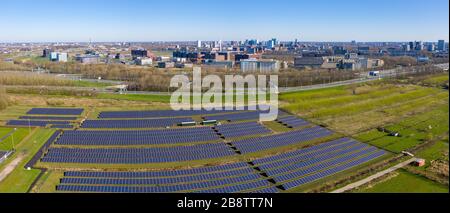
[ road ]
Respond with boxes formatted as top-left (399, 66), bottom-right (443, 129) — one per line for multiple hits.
top-left (0, 154), bottom-right (24, 183)
top-left (4, 63), bottom-right (448, 95)
top-left (330, 157), bottom-right (418, 193)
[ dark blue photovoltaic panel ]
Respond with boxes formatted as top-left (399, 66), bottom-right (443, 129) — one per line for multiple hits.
top-left (57, 178), bottom-right (272, 193)
top-left (214, 122), bottom-right (271, 138)
top-left (64, 162), bottom-right (249, 178)
top-left (81, 117), bottom-right (194, 128)
top-left (55, 127), bottom-right (219, 145)
top-left (27, 108), bottom-right (84, 115)
top-left (19, 116), bottom-right (77, 121)
top-left (6, 120), bottom-right (70, 127)
top-left (252, 137), bottom-right (353, 165)
top-left (98, 106), bottom-right (270, 119)
top-left (194, 180), bottom-right (273, 193)
top-left (276, 116), bottom-right (310, 128)
top-left (281, 150), bottom-right (386, 190)
top-left (267, 145), bottom-right (375, 178)
top-left (42, 143), bottom-right (235, 163)
top-left (231, 126), bottom-right (333, 153)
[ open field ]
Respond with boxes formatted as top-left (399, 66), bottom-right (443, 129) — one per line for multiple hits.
top-left (0, 127), bottom-right (31, 150)
top-left (357, 169), bottom-right (448, 193)
top-left (0, 128), bottom-right (55, 192)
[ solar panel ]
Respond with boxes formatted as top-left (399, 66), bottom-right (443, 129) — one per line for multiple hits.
top-left (81, 117), bottom-right (194, 128)
top-left (42, 143), bottom-right (236, 163)
top-left (6, 120), bottom-right (70, 127)
top-left (55, 127), bottom-right (219, 145)
top-left (27, 108), bottom-right (84, 115)
top-left (231, 126), bottom-right (333, 153)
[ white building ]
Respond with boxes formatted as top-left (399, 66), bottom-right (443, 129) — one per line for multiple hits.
top-left (240, 59), bottom-right (280, 73)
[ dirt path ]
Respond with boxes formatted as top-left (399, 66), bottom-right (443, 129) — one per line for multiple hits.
top-left (0, 154), bottom-right (24, 182)
top-left (331, 157), bottom-right (418, 193)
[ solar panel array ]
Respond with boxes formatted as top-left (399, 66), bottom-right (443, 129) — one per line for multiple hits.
top-left (80, 117), bottom-right (194, 128)
top-left (56, 162), bottom-right (276, 193)
top-left (52, 137), bottom-right (386, 193)
top-left (24, 130), bottom-right (61, 168)
top-left (277, 116), bottom-right (310, 128)
top-left (6, 120), bottom-right (70, 127)
top-left (203, 111), bottom-right (266, 122)
top-left (251, 137), bottom-right (386, 190)
top-left (55, 127), bottom-right (220, 146)
top-left (213, 122), bottom-right (271, 138)
top-left (27, 108), bottom-right (84, 115)
top-left (98, 107), bottom-right (265, 119)
top-left (18, 116), bottom-right (77, 121)
top-left (232, 126), bottom-right (333, 154)
top-left (42, 143), bottom-right (235, 163)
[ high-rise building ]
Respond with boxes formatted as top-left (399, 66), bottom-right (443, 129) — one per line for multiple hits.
top-left (197, 40), bottom-right (202, 48)
top-left (437, 40), bottom-right (446, 51)
top-left (427, 43), bottom-right (435, 52)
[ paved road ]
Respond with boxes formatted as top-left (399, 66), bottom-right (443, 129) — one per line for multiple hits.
top-left (330, 157), bottom-right (417, 193)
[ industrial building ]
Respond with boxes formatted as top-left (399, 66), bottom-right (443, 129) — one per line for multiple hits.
top-left (240, 59), bottom-right (280, 73)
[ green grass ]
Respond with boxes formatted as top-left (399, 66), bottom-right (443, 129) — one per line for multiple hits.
top-left (416, 137), bottom-right (449, 164)
top-left (355, 104), bottom-right (449, 153)
top-left (96, 93), bottom-right (171, 103)
top-left (359, 169), bottom-right (448, 193)
top-left (0, 128), bottom-right (55, 192)
top-left (0, 127), bottom-right (31, 150)
top-left (280, 78), bottom-right (448, 136)
top-left (71, 80), bottom-right (114, 88)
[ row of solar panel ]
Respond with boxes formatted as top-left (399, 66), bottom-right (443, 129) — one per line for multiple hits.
top-left (252, 137), bottom-right (354, 165)
top-left (24, 130), bottom-right (62, 168)
top-left (232, 126), bottom-right (333, 153)
top-left (6, 120), bottom-right (70, 127)
top-left (80, 117), bottom-right (194, 128)
top-left (55, 127), bottom-right (219, 145)
top-left (42, 143), bottom-right (235, 163)
top-left (203, 111), bottom-right (267, 122)
top-left (98, 107), bottom-right (268, 119)
top-left (19, 116), bottom-right (77, 121)
top-left (60, 173), bottom-right (262, 188)
top-left (61, 169), bottom-right (257, 185)
top-left (54, 137), bottom-right (385, 193)
top-left (27, 108), bottom-right (84, 115)
top-left (270, 146), bottom-right (378, 181)
top-left (276, 116), bottom-right (310, 128)
top-left (256, 139), bottom-right (361, 171)
top-left (64, 162), bottom-right (249, 178)
top-left (214, 122), bottom-right (272, 138)
top-left (281, 151), bottom-right (385, 190)
top-left (57, 178), bottom-right (273, 193)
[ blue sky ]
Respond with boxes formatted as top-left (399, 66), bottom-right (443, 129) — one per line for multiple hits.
top-left (1, 0), bottom-right (448, 42)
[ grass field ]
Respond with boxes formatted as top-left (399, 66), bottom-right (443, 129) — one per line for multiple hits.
top-left (0, 128), bottom-right (55, 192)
top-left (358, 169), bottom-right (448, 193)
top-left (0, 127), bottom-right (31, 151)
top-left (355, 104), bottom-right (449, 153)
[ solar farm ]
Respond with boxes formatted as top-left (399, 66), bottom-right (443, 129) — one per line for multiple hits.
top-left (0, 105), bottom-right (392, 193)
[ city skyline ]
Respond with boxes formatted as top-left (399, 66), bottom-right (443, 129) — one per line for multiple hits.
top-left (1, 0), bottom-right (449, 42)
